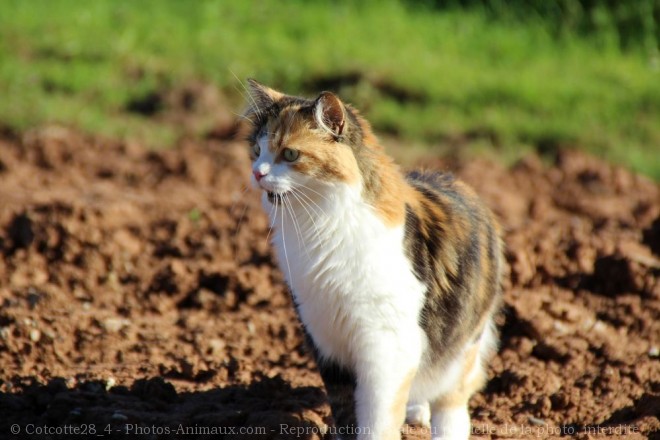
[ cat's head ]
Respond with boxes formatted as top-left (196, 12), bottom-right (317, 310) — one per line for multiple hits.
top-left (241, 79), bottom-right (374, 204)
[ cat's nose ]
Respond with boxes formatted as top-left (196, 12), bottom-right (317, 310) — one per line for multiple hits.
top-left (253, 169), bottom-right (267, 182)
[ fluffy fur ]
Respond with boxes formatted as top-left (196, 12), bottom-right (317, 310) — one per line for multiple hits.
top-left (241, 79), bottom-right (503, 440)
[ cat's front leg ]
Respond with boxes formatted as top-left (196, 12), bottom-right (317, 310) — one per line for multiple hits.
top-left (430, 405), bottom-right (470, 440)
top-left (353, 343), bottom-right (420, 440)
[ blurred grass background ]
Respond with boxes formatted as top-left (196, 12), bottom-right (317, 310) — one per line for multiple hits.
top-left (0, 0), bottom-right (658, 178)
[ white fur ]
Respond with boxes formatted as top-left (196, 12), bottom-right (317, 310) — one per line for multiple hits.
top-left (409, 317), bottom-right (497, 405)
top-left (270, 183), bottom-right (426, 439)
top-left (430, 406), bottom-right (471, 440)
top-left (314, 98), bottom-right (338, 135)
top-left (408, 318), bottom-right (497, 438)
top-left (406, 401), bottom-right (431, 427)
top-left (252, 142), bottom-right (490, 440)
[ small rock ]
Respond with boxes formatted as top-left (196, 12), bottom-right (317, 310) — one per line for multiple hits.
top-left (591, 320), bottom-right (608, 334)
top-left (2, 380), bottom-right (13, 392)
top-left (102, 318), bottom-right (130, 333)
top-left (208, 338), bottom-right (226, 356)
top-left (42, 329), bottom-right (56, 341)
top-left (649, 346), bottom-right (659, 357)
top-left (553, 321), bottom-right (571, 335)
top-left (528, 416), bottom-right (546, 426)
top-left (111, 412), bottom-right (128, 421)
top-left (105, 377), bottom-right (116, 391)
top-left (29, 329), bottom-right (41, 342)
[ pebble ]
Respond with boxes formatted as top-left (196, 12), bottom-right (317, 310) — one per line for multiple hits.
top-left (591, 320), bottom-right (608, 334)
top-left (649, 346), bottom-right (659, 357)
top-left (528, 416), bottom-right (546, 426)
top-left (208, 338), bottom-right (226, 356)
top-left (102, 318), bottom-right (131, 333)
top-left (105, 377), bottom-right (116, 391)
top-left (29, 329), bottom-right (41, 342)
top-left (552, 321), bottom-right (570, 335)
top-left (111, 412), bottom-right (128, 421)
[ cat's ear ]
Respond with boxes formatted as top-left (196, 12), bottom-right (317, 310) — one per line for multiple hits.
top-left (314, 91), bottom-right (345, 138)
top-left (246, 78), bottom-right (283, 113)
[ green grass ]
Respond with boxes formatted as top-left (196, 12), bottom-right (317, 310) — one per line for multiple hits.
top-left (0, 0), bottom-right (659, 178)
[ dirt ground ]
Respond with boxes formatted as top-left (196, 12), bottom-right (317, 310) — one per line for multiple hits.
top-left (0, 125), bottom-right (658, 439)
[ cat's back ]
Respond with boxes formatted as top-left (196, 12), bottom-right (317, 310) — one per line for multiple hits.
top-left (406, 170), bottom-right (487, 218)
top-left (404, 170), bottom-right (503, 354)
top-left (405, 169), bottom-right (501, 256)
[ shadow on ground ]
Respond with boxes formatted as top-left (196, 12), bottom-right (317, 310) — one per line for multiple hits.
top-left (0, 375), bottom-right (327, 439)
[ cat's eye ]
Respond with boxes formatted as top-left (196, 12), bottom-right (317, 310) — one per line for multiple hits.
top-left (251, 142), bottom-right (261, 156)
top-left (282, 148), bottom-right (299, 162)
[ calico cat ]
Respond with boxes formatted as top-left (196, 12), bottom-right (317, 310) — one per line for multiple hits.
top-left (241, 79), bottom-right (503, 440)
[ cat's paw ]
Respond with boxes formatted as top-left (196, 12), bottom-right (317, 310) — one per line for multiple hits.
top-left (405, 401), bottom-right (431, 427)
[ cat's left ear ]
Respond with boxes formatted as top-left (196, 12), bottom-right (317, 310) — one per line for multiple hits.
top-left (314, 91), bottom-right (345, 138)
top-left (246, 78), bottom-right (283, 113)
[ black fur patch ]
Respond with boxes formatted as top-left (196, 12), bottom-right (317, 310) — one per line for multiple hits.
top-left (405, 171), bottom-right (502, 362)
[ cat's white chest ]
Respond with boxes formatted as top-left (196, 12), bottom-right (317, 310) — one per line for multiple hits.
top-left (268, 184), bottom-right (426, 368)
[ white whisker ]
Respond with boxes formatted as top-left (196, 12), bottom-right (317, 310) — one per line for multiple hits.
top-left (290, 188), bottom-right (323, 242)
top-left (231, 70), bottom-right (263, 120)
top-left (229, 186), bottom-right (249, 216)
top-left (289, 187), bottom-right (320, 216)
top-left (288, 193), bottom-right (314, 260)
top-left (280, 194), bottom-right (293, 284)
top-left (283, 193), bottom-right (303, 253)
top-left (234, 198), bottom-right (250, 236)
top-left (265, 193), bottom-right (277, 243)
top-left (296, 182), bottom-right (332, 203)
top-left (231, 111), bottom-right (255, 125)
top-left (230, 186), bottom-right (250, 235)
top-left (295, 187), bottom-right (329, 219)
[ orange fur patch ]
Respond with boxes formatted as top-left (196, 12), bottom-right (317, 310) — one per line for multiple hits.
top-left (352, 113), bottom-right (409, 227)
top-left (388, 369), bottom-right (417, 440)
top-left (432, 343), bottom-right (486, 410)
top-left (368, 155), bottom-right (409, 227)
top-left (262, 108), bottom-right (363, 185)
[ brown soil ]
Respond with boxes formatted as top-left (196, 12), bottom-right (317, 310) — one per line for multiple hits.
top-left (0, 126), bottom-right (658, 439)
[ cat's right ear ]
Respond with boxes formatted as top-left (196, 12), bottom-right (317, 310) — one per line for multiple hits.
top-left (245, 78), bottom-right (283, 114)
top-left (314, 91), bottom-right (345, 139)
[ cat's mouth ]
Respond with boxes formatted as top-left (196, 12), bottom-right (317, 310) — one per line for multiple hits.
top-left (266, 191), bottom-right (289, 204)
